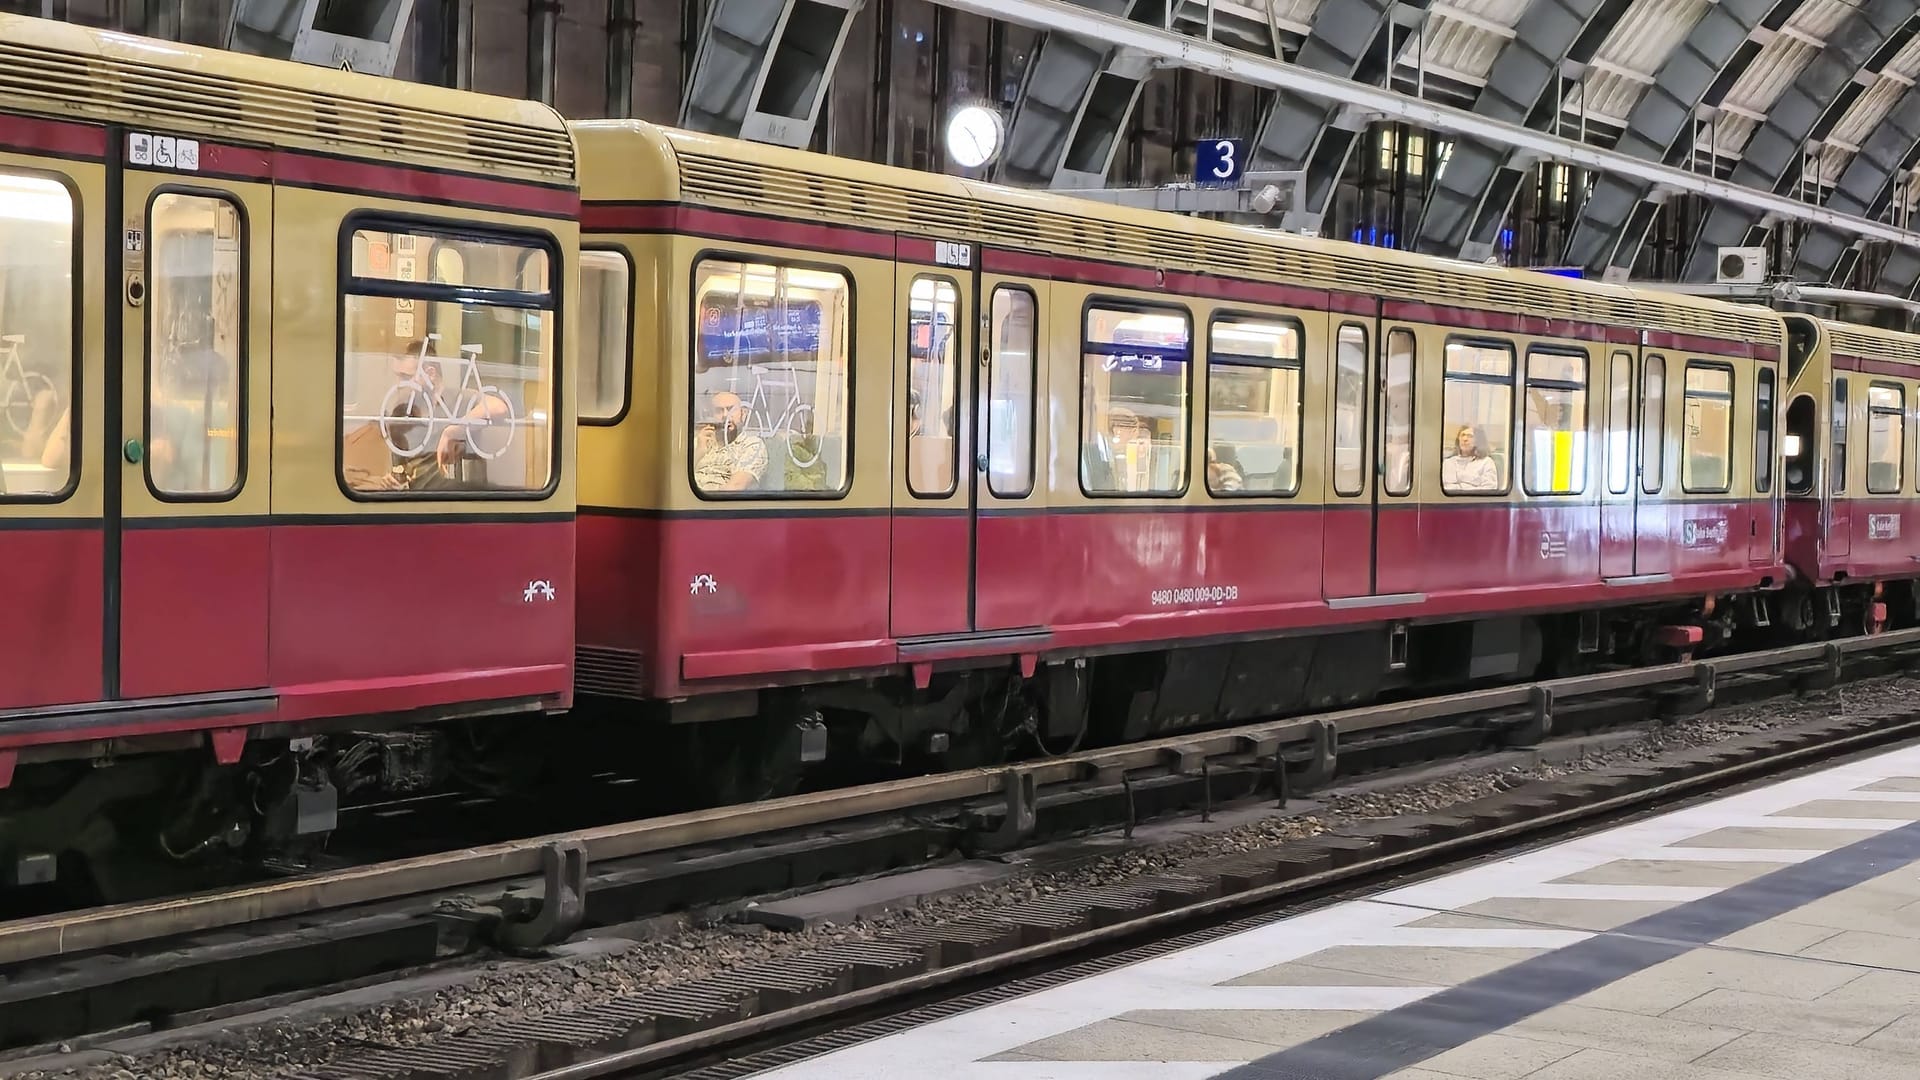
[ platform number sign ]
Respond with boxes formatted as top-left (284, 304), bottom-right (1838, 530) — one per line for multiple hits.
top-left (1195, 139), bottom-right (1245, 185)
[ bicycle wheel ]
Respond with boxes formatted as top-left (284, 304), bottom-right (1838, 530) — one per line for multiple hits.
top-left (1, 371), bottom-right (53, 436)
top-left (378, 380), bottom-right (437, 458)
top-left (455, 387), bottom-right (517, 460)
top-left (782, 403), bottom-right (820, 469)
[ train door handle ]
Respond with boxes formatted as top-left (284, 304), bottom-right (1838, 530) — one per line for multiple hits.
top-left (123, 438), bottom-right (144, 464)
top-left (976, 453), bottom-right (989, 472)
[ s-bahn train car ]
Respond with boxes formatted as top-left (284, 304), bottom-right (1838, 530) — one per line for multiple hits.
top-left (1778, 316), bottom-right (1920, 634)
top-left (568, 119), bottom-right (1790, 800)
top-left (0, 17), bottom-right (579, 894)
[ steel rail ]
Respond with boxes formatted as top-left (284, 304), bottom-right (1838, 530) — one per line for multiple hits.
top-left (2, 627), bottom-right (1915, 966)
top-left (530, 704), bottom-right (1920, 1080)
top-left (927, 0), bottom-right (1920, 253)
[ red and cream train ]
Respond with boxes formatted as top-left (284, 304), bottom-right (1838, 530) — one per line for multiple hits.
top-left (0, 17), bottom-right (1909, 889)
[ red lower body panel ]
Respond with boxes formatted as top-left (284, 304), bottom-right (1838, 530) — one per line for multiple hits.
top-left (0, 524), bottom-right (103, 709)
top-left (0, 517), bottom-right (574, 761)
top-left (120, 524), bottom-right (270, 699)
top-left (1797, 497), bottom-right (1920, 583)
top-left (581, 500), bottom-right (1781, 700)
top-left (269, 519), bottom-right (574, 716)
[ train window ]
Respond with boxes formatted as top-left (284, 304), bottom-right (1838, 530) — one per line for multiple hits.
top-left (1333, 325), bottom-right (1368, 496)
top-left (148, 192), bottom-right (244, 499)
top-left (1681, 364), bottom-right (1734, 494)
top-left (986, 287), bottom-right (1036, 498)
top-left (1641, 356), bottom-right (1665, 495)
top-left (688, 259), bottom-right (852, 497)
top-left (579, 248), bottom-right (631, 423)
top-left (1868, 383), bottom-right (1903, 494)
top-left (340, 222), bottom-right (558, 497)
top-left (1755, 367), bottom-right (1775, 494)
top-left (0, 172), bottom-right (75, 500)
top-left (1833, 377), bottom-right (1849, 495)
top-left (1081, 303), bottom-right (1190, 496)
top-left (1523, 349), bottom-right (1588, 496)
top-left (907, 276), bottom-right (961, 498)
top-left (1440, 339), bottom-right (1513, 495)
top-left (1206, 315), bottom-right (1303, 496)
top-left (1606, 353), bottom-right (1631, 495)
top-left (1382, 330), bottom-right (1415, 497)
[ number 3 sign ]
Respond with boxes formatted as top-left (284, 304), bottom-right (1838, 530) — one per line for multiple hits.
top-left (1194, 138), bottom-right (1245, 185)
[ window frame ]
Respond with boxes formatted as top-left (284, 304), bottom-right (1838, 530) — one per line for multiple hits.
top-left (1381, 328), bottom-right (1416, 498)
top-left (1332, 322), bottom-right (1370, 498)
top-left (985, 283), bottom-right (1039, 500)
top-left (1867, 379), bottom-right (1904, 495)
top-left (1078, 295), bottom-right (1194, 499)
top-left (1679, 360), bottom-right (1735, 496)
top-left (0, 166), bottom-right (81, 505)
top-left (1520, 346), bottom-right (1590, 497)
top-left (1202, 309), bottom-right (1306, 499)
top-left (1606, 351), bottom-right (1632, 496)
top-left (1439, 334), bottom-right (1517, 498)
top-left (1833, 375), bottom-right (1849, 496)
top-left (685, 249), bottom-right (855, 501)
top-left (578, 244), bottom-right (634, 427)
top-left (1640, 353), bottom-right (1666, 496)
top-left (1754, 365), bottom-right (1775, 495)
top-left (146, 185), bottom-right (249, 504)
top-left (905, 272), bottom-right (963, 500)
top-left (334, 212), bottom-right (565, 503)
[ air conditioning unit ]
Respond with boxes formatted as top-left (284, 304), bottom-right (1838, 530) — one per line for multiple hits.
top-left (1716, 246), bottom-right (1768, 285)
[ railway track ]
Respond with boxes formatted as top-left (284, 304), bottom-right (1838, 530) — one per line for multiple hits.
top-left (6, 629), bottom-right (1920, 1076)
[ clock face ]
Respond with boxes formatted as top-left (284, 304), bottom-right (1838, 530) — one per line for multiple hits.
top-left (946, 106), bottom-right (1003, 169)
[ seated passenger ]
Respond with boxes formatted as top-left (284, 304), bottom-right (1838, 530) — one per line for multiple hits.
top-left (1442, 424), bottom-right (1499, 491)
top-left (1207, 444), bottom-right (1244, 492)
top-left (694, 391), bottom-right (767, 492)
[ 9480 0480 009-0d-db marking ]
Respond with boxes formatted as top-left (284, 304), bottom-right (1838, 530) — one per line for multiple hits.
top-left (1150, 585), bottom-right (1240, 607)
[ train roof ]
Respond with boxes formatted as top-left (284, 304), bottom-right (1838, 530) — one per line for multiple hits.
top-left (0, 15), bottom-right (574, 183)
top-left (573, 119), bottom-right (1783, 350)
top-left (1820, 318), bottom-right (1920, 366)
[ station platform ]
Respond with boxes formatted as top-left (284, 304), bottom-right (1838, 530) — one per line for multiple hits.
top-left (751, 742), bottom-right (1920, 1080)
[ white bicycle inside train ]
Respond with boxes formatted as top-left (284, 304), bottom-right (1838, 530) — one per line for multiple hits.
top-left (378, 333), bottom-right (518, 460)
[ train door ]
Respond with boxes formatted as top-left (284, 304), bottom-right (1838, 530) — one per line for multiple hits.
top-left (972, 276), bottom-right (1050, 632)
top-left (1827, 374), bottom-right (1851, 558)
top-left (0, 153), bottom-right (102, 710)
top-left (889, 242), bottom-right (975, 639)
top-left (1599, 349), bottom-right (1636, 578)
top-left (1749, 362), bottom-right (1777, 564)
top-left (1322, 318), bottom-right (1377, 599)
top-left (1372, 324), bottom-right (1419, 594)
top-left (113, 137), bottom-right (273, 699)
top-left (1630, 352), bottom-right (1671, 576)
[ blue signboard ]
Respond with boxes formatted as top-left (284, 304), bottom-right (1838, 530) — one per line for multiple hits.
top-left (697, 298), bottom-right (823, 370)
top-left (1532, 266), bottom-right (1586, 279)
top-left (1194, 138), bottom-right (1245, 185)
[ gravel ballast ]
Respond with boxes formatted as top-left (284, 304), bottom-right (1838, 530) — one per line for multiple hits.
top-left (11, 673), bottom-right (1920, 1080)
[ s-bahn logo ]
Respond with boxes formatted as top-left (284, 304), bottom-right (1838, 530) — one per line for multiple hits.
top-left (1870, 514), bottom-right (1902, 541)
top-left (1682, 518), bottom-right (1729, 548)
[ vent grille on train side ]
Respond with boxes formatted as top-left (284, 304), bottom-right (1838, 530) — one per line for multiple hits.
top-left (575, 646), bottom-right (646, 699)
top-left (0, 36), bottom-right (573, 178)
top-left (1827, 322), bottom-right (1920, 366)
top-left (674, 147), bottom-right (1778, 347)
